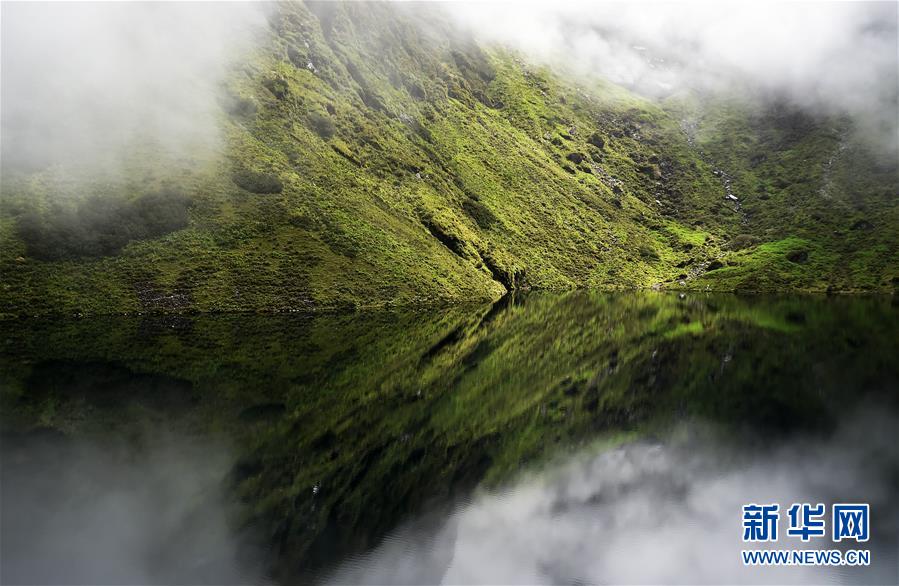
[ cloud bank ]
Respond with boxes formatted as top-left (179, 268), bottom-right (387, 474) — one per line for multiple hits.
top-left (0, 2), bottom-right (266, 172)
top-left (3, 1), bottom-right (894, 171)
top-left (446, 1), bottom-right (898, 149)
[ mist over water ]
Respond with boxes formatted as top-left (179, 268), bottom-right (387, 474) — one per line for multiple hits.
top-left (3, 408), bottom-right (895, 586)
top-left (1, 292), bottom-right (896, 584)
top-left (326, 408), bottom-right (899, 585)
top-left (0, 431), bottom-right (267, 585)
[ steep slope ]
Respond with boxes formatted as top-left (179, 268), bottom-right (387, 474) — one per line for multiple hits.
top-left (667, 96), bottom-right (898, 292)
top-left (0, 2), bottom-right (895, 318)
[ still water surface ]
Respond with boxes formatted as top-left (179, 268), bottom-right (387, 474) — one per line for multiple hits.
top-left (1, 291), bottom-right (897, 584)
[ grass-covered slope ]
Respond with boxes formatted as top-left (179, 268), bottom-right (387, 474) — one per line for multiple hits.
top-left (1, 2), bottom-right (895, 318)
top-left (667, 96), bottom-right (898, 292)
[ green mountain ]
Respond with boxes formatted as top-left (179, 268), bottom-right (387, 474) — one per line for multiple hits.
top-left (1, 2), bottom-right (896, 317)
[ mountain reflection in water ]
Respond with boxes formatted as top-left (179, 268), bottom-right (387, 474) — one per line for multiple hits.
top-left (1, 291), bottom-right (896, 584)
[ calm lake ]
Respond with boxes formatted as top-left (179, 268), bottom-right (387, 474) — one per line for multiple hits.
top-left (1, 291), bottom-right (897, 584)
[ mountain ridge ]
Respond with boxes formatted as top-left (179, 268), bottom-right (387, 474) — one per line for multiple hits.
top-left (1, 1), bottom-right (896, 318)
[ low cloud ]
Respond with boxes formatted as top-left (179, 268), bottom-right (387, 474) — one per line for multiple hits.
top-left (0, 2), bottom-right (266, 173)
top-left (3, 1), bottom-right (894, 171)
top-left (446, 1), bottom-right (898, 150)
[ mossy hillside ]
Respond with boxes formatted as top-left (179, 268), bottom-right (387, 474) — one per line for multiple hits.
top-left (669, 94), bottom-right (899, 292)
top-left (2, 2), bottom-right (734, 317)
top-left (223, 1), bottom-right (736, 291)
top-left (1, 2), bottom-right (895, 319)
